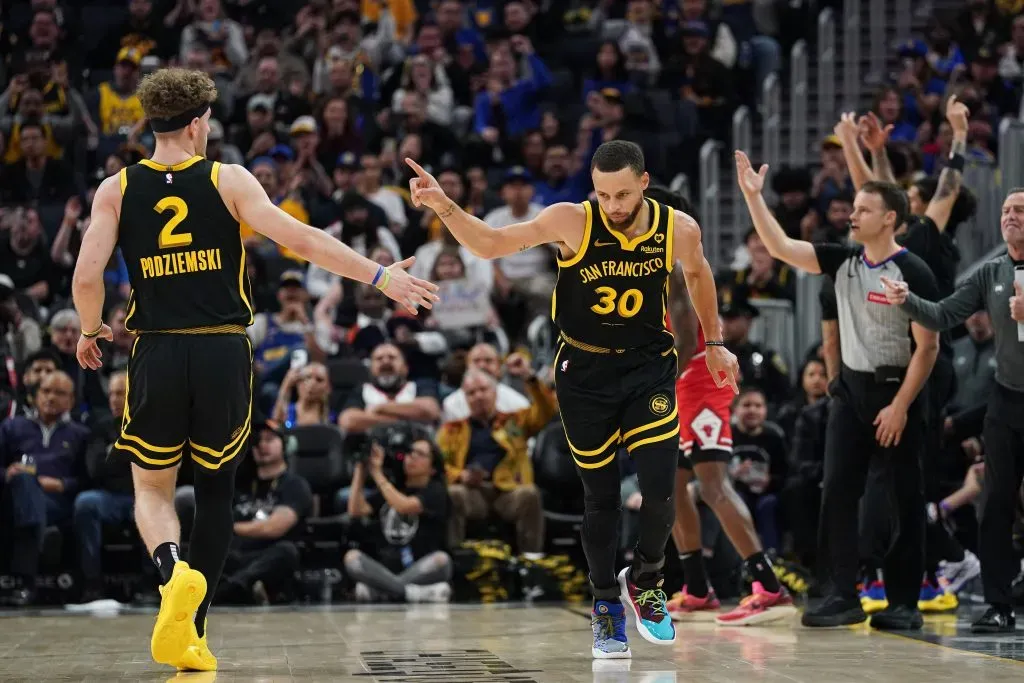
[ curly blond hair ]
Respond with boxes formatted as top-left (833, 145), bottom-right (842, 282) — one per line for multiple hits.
top-left (135, 68), bottom-right (217, 121)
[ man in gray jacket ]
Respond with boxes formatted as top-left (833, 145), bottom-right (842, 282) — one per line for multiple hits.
top-left (881, 188), bottom-right (1024, 634)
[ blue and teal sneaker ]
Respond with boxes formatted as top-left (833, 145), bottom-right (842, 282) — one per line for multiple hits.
top-left (617, 567), bottom-right (676, 645)
top-left (591, 600), bottom-right (631, 659)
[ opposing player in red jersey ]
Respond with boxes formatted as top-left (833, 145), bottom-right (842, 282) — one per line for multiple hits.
top-left (646, 186), bottom-right (794, 626)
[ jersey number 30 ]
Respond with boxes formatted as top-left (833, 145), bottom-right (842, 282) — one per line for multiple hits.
top-left (591, 286), bottom-right (643, 318)
top-left (154, 197), bottom-right (193, 249)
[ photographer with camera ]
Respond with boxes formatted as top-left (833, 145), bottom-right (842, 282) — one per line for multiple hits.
top-left (344, 434), bottom-right (452, 603)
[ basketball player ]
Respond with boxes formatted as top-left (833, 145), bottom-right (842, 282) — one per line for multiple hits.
top-left (645, 186), bottom-right (794, 625)
top-left (71, 69), bottom-right (437, 672)
top-left (405, 142), bottom-right (741, 659)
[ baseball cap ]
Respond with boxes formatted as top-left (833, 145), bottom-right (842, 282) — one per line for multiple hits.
top-left (289, 115), bottom-right (318, 136)
top-left (252, 415), bottom-right (283, 438)
top-left (503, 165), bottom-right (533, 184)
top-left (208, 118), bottom-right (224, 141)
top-left (279, 270), bottom-right (305, 288)
top-left (821, 134), bottom-right (843, 150)
top-left (336, 151), bottom-right (359, 171)
top-left (116, 46), bottom-right (142, 67)
top-left (269, 144), bottom-right (295, 161)
top-left (680, 20), bottom-right (710, 38)
top-left (600, 87), bottom-right (623, 104)
top-left (247, 93), bottom-right (275, 112)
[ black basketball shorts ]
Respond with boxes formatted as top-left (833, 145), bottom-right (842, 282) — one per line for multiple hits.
top-left (115, 333), bottom-right (253, 472)
top-left (553, 339), bottom-right (679, 471)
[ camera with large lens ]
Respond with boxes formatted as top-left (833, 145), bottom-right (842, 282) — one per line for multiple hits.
top-left (345, 422), bottom-right (432, 486)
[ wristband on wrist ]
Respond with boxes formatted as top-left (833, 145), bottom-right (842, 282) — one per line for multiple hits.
top-left (81, 324), bottom-right (103, 339)
top-left (375, 268), bottom-right (391, 291)
top-left (370, 264), bottom-right (384, 287)
top-left (947, 152), bottom-right (965, 172)
top-left (705, 340), bottom-right (726, 347)
top-left (939, 500), bottom-right (952, 516)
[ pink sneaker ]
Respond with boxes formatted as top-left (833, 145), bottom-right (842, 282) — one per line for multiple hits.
top-left (715, 582), bottom-right (796, 626)
top-left (667, 586), bottom-right (721, 621)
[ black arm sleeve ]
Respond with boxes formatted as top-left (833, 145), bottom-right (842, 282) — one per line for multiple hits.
top-left (812, 243), bottom-right (856, 279)
top-left (819, 276), bottom-right (838, 322)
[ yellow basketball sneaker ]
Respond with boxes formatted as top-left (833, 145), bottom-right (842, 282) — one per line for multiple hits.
top-left (175, 621), bottom-right (217, 672)
top-left (151, 561), bottom-right (207, 667)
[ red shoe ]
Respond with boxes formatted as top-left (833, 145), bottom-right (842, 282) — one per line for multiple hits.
top-left (715, 582), bottom-right (797, 626)
top-left (667, 586), bottom-right (721, 621)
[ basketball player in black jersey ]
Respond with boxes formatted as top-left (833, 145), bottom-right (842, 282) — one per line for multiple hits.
top-left (406, 142), bottom-right (740, 659)
top-left (71, 69), bottom-right (437, 672)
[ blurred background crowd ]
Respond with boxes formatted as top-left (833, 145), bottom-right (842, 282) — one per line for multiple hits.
top-left (0, 0), bottom-right (1020, 609)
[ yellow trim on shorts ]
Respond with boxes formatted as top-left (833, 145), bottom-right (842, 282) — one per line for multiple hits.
top-left (120, 336), bottom-right (187, 455)
top-left (626, 425), bottom-right (681, 454)
top-left (572, 450), bottom-right (618, 470)
top-left (118, 168), bottom-right (127, 195)
top-left (620, 405), bottom-right (679, 444)
top-left (566, 429), bottom-right (621, 457)
top-left (139, 324), bottom-right (246, 335)
top-left (114, 442), bottom-right (183, 467)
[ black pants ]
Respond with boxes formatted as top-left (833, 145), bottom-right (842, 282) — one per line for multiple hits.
top-left (554, 340), bottom-right (680, 596)
top-left (979, 384), bottom-right (1024, 607)
top-left (217, 539), bottom-right (300, 602)
top-left (819, 367), bottom-right (925, 607)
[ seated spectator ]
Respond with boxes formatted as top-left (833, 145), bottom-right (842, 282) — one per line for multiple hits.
top-left (442, 342), bottom-right (529, 422)
top-left (0, 274), bottom-right (42, 371)
top-left (811, 192), bottom-right (854, 244)
top-left (72, 371), bottom-right (132, 603)
top-left (720, 296), bottom-right (790, 407)
top-left (215, 419), bottom-right (310, 605)
top-left (0, 371), bottom-right (87, 606)
top-left (440, 354), bottom-right (554, 554)
top-left (770, 166), bottom-right (813, 240)
top-left (425, 248), bottom-right (505, 350)
top-left (45, 309), bottom-right (107, 418)
top-left (870, 86), bottom-right (918, 144)
top-left (582, 41), bottom-right (634, 102)
top-left (272, 362), bottom-right (336, 429)
top-left (338, 343), bottom-right (441, 434)
top-left (775, 358), bottom-right (828, 438)
top-left (896, 40), bottom-right (945, 127)
top-left (316, 96), bottom-right (363, 169)
top-left (723, 230), bottom-right (795, 302)
top-left (391, 54), bottom-right (455, 129)
top-left (180, 0), bottom-right (248, 76)
top-left (357, 153), bottom-right (409, 234)
top-left (955, 0), bottom-right (1004, 62)
top-left (232, 94), bottom-right (281, 164)
top-left (249, 271), bottom-right (324, 411)
top-left (14, 348), bottom-right (60, 417)
top-left (344, 438), bottom-right (452, 602)
top-left (999, 15), bottom-right (1024, 86)
top-left (728, 387), bottom-right (787, 552)
top-left (473, 37), bottom-right (551, 142)
top-left (0, 119), bottom-right (76, 205)
top-left (660, 21), bottom-right (735, 141)
top-left (89, 48), bottom-right (145, 146)
top-left (1, 84), bottom-right (70, 165)
top-left (532, 143), bottom-right (591, 207)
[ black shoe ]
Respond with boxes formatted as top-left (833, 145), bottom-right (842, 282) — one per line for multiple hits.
top-left (870, 604), bottom-right (923, 631)
top-left (971, 606), bottom-right (1016, 634)
top-left (801, 594), bottom-right (867, 627)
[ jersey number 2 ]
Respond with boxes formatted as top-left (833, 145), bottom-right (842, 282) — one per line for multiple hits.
top-left (154, 197), bottom-right (193, 249)
top-left (591, 286), bottom-right (643, 318)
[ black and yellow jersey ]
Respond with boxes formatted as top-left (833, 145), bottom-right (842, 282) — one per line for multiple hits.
top-left (118, 155), bottom-right (254, 333)
top-left (552, 198), bottom-right (675, 353)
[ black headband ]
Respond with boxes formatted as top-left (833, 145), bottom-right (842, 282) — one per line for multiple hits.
top-left (149, 104), bottom-right (210, 133)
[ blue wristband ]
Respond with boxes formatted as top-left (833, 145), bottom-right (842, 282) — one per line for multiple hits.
top-left (370, 264), bottom-right (384, 286)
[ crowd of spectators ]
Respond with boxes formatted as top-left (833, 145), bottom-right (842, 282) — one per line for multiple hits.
top-left (0, 0), bottom-right (1019, 609)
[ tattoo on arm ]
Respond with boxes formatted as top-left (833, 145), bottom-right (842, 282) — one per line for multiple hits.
top-left (936, 138), bottom-right (967, 200)
top-left (439, 203), bottom-right (457, 219)
top-left (871, 147), bottom-right (896, 184)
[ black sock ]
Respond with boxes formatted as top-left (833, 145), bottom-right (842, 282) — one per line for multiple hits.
top-left (153, 542), bottom-right (180, 584)
top-left (744, 551), bottom-right (781, 593)
top-left (679, 550), bottom-right (709, 597)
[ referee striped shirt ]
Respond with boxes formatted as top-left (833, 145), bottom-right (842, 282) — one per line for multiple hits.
top-left (816, 244), bottom-right (939, 372)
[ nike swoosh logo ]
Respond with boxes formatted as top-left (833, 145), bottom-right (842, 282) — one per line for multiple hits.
top-left (593, 240), bottom-right (617, 247)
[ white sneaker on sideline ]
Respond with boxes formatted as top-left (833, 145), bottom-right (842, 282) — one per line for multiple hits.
top-left (940, 549), bottom-right (981, 594)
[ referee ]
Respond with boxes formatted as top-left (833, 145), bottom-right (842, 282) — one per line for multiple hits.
top-left (736, 151), bottom-right (940, 630)
top-left (881, 188), bottom-right (1024, 634)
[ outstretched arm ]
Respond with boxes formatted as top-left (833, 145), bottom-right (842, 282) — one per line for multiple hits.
top-left (673, 212), bottom-right (741, 392)
top-left (735, 151), bottom-right (822, 274)
top-left (219, 163), bottom-right (437, 314)
top-left (880, 271), bottom-right (985, 331)
top-left (926, 96), bottom-right (969, 232)
top-left (405, 157), bottom-right (583, 259)
top-left (834, 112), bottom-right (874, 191)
